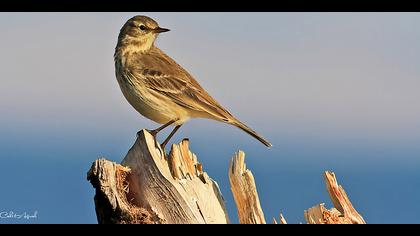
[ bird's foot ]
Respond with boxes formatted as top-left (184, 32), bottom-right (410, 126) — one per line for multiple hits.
top-left (145, 128), bottom-right (158, 137)
top-left (151, 132), bottom-right (168, 159)
top-left (138, 129), bottom-right (163, 156)
top-left (160, 140), bottom-right (173, 160)
top-left (156, 144), bottom-right (167, 159)
top-left (137, 129), bottom-right (156, 138)
top-left (150, 132), bottom-right (162, 153)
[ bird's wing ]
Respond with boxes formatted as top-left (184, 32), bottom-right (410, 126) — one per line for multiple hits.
top-left (128, 67), bottom-right (233, 122)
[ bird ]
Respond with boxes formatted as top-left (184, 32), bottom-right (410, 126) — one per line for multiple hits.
top-left (114, 15), bottom-right (272, 153)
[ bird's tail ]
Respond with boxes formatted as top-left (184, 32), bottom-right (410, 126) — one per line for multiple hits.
top-left (230, 119), bottom-right (272, 148)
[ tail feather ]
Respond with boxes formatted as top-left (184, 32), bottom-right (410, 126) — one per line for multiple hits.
top-left (231, 120), bottom-right (272, 148)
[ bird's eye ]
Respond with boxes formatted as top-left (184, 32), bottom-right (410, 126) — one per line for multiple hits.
top-left (139, 25), bottom-right (146, 31)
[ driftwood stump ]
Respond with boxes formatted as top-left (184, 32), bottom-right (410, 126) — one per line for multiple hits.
top-left (303, 171), bottom-right (366, 224)
top-left (87, 130), bottom-right (228, 224)
top-left (87, 129), bottom-right (366, 224)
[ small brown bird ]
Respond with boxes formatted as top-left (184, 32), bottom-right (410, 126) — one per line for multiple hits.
top-left (114, 15), bottom-right (272, 151)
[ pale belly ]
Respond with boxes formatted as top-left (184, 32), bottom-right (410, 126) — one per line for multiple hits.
top-left (117, 79), bottom-right (190, 125)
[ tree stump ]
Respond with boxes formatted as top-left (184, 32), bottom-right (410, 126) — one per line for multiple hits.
top-left (87, 129), bottom-right (366, 224)
top-left (87, 130), bottom-right (229, 224)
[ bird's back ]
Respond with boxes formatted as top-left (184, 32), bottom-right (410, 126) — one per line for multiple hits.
top-left (135, 47), bottom-right (208, 91)
top-left (127, 46), bottom-right (235, 122)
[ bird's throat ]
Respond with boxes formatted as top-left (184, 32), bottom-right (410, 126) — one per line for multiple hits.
top-left (117, 35), bottom-right (156, 55)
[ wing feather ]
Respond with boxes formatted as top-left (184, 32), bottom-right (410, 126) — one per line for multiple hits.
top-left (129, 66), bottom-right (232, 121)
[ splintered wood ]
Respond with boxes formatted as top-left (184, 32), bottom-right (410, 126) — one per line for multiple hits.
top-left (273, 214), bottom-right (287, 224)
top-left (229, 150), bottom-right (266, 224)
top-left (87, 159), bottom-right (161, 224)
top-left (87, 130), bottom-right (366, 224)
top-left (304, 171), bottom-right (366, 224)
top-left (167, 139), bottom-right (201, 180)
top-left (88, 130), bottom-right (228, 224)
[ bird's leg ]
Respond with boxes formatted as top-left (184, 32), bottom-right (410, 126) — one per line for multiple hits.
top-left (147, 119), bottom-right (177, 137)
top-left (160, 125), bottom-right (182, 157)
top-left (143, 120), bottom-right (175, 145)
top-left (141, 119), bottom-right (179, 155)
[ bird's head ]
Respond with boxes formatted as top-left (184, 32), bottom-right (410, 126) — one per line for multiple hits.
top-left (117, 15), bottom-right (170, 52)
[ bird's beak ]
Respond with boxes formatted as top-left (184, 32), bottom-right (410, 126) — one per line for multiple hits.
top-left (153, 27), bottom-right (170, 33)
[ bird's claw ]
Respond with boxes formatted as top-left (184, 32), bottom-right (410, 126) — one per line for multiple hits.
top-left (145, 129), bottom-right (158, 137)
top-left (156, 144), bottom-right (167, 159)
top-left (151, 136), bottom-right (167, 159)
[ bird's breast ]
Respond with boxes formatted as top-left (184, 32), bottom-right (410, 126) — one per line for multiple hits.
top-left (114, 55), bottom-right (190, 125)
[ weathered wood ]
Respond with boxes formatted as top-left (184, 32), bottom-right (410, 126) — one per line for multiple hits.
top-left (273, 214), bottom-right (287, 224)
top-left (88, 131), bottom-right (366, 224)
top-left (304, 203), bottom-right (351, 224)
top-left (87, 159), bottom-right (161, 224)
top-left (87, 129), bottom-right (229, 224)
top-left (229, 150), bottom-right (266, 224)
top-left (304, 171), bottom-right (366, 224)
top-left (324, 171), bottom-right (366, 224)
top-left (279, 214), bottom-right (287, 224)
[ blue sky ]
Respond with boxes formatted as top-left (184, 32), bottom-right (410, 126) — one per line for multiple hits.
top-left (1, 13), bottom-right (420, 223)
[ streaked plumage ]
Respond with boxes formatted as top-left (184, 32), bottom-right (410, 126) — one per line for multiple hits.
top-left (114, 15), bottom-right (272, 148)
